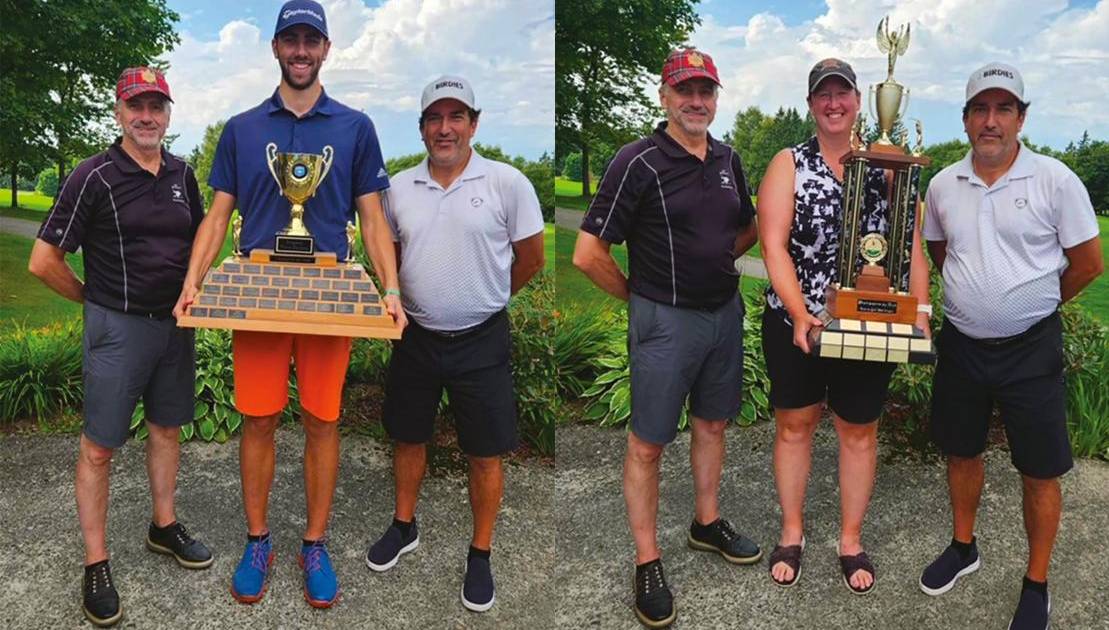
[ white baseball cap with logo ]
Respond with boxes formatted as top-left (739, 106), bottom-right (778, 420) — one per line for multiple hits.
top-left (966, 62), bottom-right (1028, 105)
top-left (421, 75), bottom-right (476, 112)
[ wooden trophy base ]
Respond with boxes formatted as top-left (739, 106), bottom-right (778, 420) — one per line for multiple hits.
top-left (177, 256), bottom-right (400, 339)
top-left (826, 267), bottom-right (917, 325)
top-left (813, 277), bottom-right (934, 364)
top-left (809, 316), bottom-right (935, 365)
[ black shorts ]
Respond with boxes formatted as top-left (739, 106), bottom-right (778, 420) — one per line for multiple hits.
top-left (761, 308), bottom-right (895, 424)
top-left (929, 314), bottom-right (1072, 479)
top-left (383, 310), bottom-right (518, 457)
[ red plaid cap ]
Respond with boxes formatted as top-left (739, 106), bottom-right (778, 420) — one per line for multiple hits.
top-left (661, 48), bottom-right (721, 88)
top-left (116, 67), bottom-right (173, 102)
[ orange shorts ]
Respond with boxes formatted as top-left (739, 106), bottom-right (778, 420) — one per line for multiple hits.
top-left (232, 331), bottom-right (352, 422)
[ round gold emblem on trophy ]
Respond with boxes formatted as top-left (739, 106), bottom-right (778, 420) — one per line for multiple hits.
top-left (860, 233), bottom-right (888, 265)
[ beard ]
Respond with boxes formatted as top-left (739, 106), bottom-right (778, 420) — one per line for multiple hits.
top-left (124, 125), bottom-right (164, 150)
top-left (280, 58), bottom-right (321, 91)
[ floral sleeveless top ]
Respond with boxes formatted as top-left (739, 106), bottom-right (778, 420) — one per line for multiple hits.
top-left (765, 137), bottom-right (889, 323)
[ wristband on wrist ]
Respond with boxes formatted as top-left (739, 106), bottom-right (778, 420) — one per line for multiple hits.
top-left (916, 303), bottom-right (933, 316)
top-left (385, 289), bottom-right (401, 297)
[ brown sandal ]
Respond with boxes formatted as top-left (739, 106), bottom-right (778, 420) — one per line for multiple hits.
top-left (768, 536), bottom-right (805, 587)
top-left (838, 550), bottom-right (876, 595)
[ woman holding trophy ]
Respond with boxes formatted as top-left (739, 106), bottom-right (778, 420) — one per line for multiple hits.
top-left (756, 54), bottom-right (932, 594)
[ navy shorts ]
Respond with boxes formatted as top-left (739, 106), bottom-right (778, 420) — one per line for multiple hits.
top-left (383, 310), bottom-right (518, 457)
top-left (930, 314), bottom-right (1072, 479)
top-left (83, 301), bottom-right (195, 448)
top-left (628, 292), bottom-right (744, 445)
top-left (761, 308), bottom-right (895, 424)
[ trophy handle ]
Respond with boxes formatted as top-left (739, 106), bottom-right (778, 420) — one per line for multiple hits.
top-left (318, 145), bottom-right (334, 185)
top-left (265, 142), bottom-right (282, 191)
top-left (899, 88), bottom-right (911, 123)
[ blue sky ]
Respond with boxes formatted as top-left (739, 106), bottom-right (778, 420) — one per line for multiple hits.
top-left (163, 0), bottom-right (553, 160)
top-left (686, 0), bottom-right (1109, 150)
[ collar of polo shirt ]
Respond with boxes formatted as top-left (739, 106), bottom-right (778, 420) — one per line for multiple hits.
top-left (265, 87), bottom-right (337, 117)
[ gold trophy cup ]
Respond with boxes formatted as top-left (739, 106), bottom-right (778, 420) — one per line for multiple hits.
top-left (265, 142), bottom-right (333, 259)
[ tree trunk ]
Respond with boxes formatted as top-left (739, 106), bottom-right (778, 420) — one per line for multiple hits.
top-left (58, 156), bottom-right (67, 195)
top-left (581, 144), bottom-right (591, 200)
top-left (10, 162), bottom-right (17, 208)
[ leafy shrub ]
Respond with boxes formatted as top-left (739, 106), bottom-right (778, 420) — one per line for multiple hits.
top-left (0, 321), bottom-right (83, 423)
top-left (553, 306), bottom-right (623, 397)
top-left (504, 272), bottom-right (557, 454)
top-left (348, 338), bottom-right (392, 385)
top-left (36, 167), bottom-right (59, 198)
top-left (562, 152), bottom-right (583, 182)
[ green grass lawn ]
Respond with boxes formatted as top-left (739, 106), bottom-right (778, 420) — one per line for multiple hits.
top-left (1075, 215), bottom-right (1109, 321)
top-left (0, 189), bottom-right (53, 212)
top-left (554, 225), bottom-right (765, 312)
top-left (555, 176), bottom-right (597, 212)
top-left (0, 232), bottom-right (84, 328)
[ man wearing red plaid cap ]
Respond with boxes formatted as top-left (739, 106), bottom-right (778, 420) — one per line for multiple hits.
top-left (574, 47), bottom-right (761, 628)
top-left (30, 66), bottom-right (211, 627)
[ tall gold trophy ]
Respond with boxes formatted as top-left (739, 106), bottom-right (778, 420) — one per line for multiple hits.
top-left (811, 16), bottom-right (934, 364)
top-left (177, 144), bottom-right (399, 339)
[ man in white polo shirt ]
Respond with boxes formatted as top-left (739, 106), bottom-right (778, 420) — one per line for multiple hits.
top-left (364, 75), bottom-right (545, 612)
top-left (918, 62), bottom-right (1103, 630)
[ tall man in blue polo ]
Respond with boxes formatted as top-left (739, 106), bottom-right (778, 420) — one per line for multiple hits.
top-left (919, 63), bottom-right (1103, 630)
top-left (172, 0), bottom-right (404, 609)
top-left (364, 75), bottom-right (545, 612)
top-left (30, 67), bottom-right (212, 628)
top-left (573, 48), bottom-right (760, 628)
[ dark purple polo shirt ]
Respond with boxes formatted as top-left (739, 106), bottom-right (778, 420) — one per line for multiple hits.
top-left (581, 122), bottom-right (756, 309)
top-left (37, 140), bottom-right (204, 317)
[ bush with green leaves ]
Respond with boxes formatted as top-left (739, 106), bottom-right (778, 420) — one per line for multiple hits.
top-left (504, 272), bottom-right (557, 454)
top-left (0, 321), bottom-right (83, 423)
top-left (577, 291), bottom-right (774, 431)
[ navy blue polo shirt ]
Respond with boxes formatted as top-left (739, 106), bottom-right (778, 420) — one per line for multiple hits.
top-left (581, 122), bottom-right (755, 309)
top-left (209, 88), bottom-right (389, 258)
top-left (37, 140), bottom-right (205, 316)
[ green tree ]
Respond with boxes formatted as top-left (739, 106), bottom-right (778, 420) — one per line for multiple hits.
top-left (188, 121), bottom-right (226, 207)
top-left (562, 152), bottom-right (583, 181)
top-left (1061, 135), bottom-right (1109, 215)
top-left (35, 168), bottom-right (60, 198)
top-left (0, 0), bottom-right (180, 204)
top-left (919, 139), bottom-right (970, 193)
top-left (557, 0), bottom-right (700, 199)
top-left (725, 106), bottom-right (813, 189)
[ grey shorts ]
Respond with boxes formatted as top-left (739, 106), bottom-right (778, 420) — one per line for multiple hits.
top-left (83, 301), bottom-right (195, 448)
top-left (628, 292), bottom-right (744, 445)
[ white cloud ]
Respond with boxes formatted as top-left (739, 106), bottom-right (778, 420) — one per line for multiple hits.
top-left (164, 0), bottom-right (553, 158)
top-left (693, 0), bottom-right (1109, 149)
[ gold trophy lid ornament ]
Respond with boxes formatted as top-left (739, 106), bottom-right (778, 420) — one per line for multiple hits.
top-left (870, 16), bottom-right (912, 148)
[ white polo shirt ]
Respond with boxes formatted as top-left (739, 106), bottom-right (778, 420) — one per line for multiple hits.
top-left (923, 144), bottom-right (1099, 339)
top-left (384, 151), bottom-right (544, 331)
